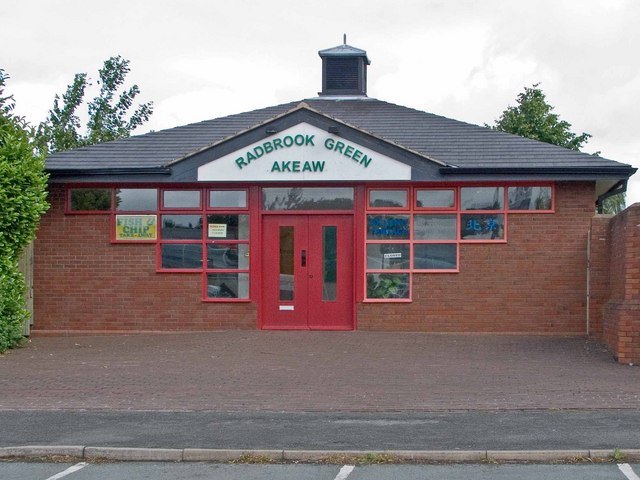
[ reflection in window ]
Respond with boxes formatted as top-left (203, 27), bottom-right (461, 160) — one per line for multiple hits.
top-left (508, 186), bottom-right (552, 210)
top-left (209, 190), bottom-right (247, 208)
top-left (279, 226), bottom-right (294, 301)
top-left (416, 189), bottom-right (455, 208)
top-left (69, 188), bottom-right (111, 211)
top-left (207, 244), bottom-right (249, 269)
top-left (161, 215), bottom-right (203, 239)
top-left (461, 187), bottom-right (504, 210)
top-left (116, 188), bottom-right (157, 211)
top-left (414, 244), bottom-right (457, 270)
top-left (206, 273), bottom-right (249, 299)
top-left (163, 190), bottom-right (201, 208)
top-left (161, 244), bottom-right (202, 269)
top-left (413, 215), bottom-right (457, 240)
top-left (369, 190), bottom-right (407, 208)
top-left (262, 187), bottom-right (354, 210)
top-left (323, 226), bottom-right (337, 301)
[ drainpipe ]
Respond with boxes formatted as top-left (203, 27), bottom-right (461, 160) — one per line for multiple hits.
top-left (586, 231), bottom-right (591, 336)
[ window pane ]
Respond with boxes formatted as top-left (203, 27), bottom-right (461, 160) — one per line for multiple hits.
top-left (367, 215), bottom-right (410, 240)
top-left (416, 189), bottom-right (455, 208)
top-left (161, 215), bottom-right (203, 239)
top-left (461, 213), bottom-right (505, 240)
top-left (366, 243), bottom-right (410, 269)
top-left (413, 215), bottom-right (457, 240)
top-left (280, 226), bottom-right (294, 301)
top-left (161, 243), bottom-right (202, 269)
top-left (262, 187), bottom-right (354, 210)
top-left (207, 244), bottom-right (249, 269)
top-left (369, 189), bottom-right (407, 208)
top-left (366, 273), bottom-right (410, 299)
top-left (414, 244), bottom-right (457, 270)
top-left (116, 188), bottom-right (157, 211)
top-left (207, 215), bottom-right (249, 240)
top-left (206, 273), bottom-right (249, 299)
top-left (69, 188), bottom-right (111, 211)
top-left (323, 226), bottom-right (337, 302)
top-left (508, 186), bottom-right (552, 210)
top-left (461, 187), bottom-right (504, 210)
top-left (209, 190), bottom-right (247, 208)
top-left (163, 190), bottom-right (201, 208)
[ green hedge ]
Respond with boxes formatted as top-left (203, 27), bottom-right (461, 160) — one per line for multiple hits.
top-left (0, 70), bottom-right (49, 352)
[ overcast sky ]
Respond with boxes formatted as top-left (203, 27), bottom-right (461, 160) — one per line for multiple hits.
top-left (3, 0), bottom-right (639, 204)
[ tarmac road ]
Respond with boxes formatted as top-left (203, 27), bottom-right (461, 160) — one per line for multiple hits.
top-left (1, 409), bottom-right (639, 450)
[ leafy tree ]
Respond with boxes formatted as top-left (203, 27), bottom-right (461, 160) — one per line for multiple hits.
top-left (36, 56), bottom-right (153, 154)
top-left (490, 83), bottom-right (625, 213)
top-left (0, 70), bottom-right (49, 351)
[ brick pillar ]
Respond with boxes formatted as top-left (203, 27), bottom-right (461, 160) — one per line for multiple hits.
top-left (588, 215), bottom-right (612, 338)
top-left (603, 204), bottom-right (640, 365)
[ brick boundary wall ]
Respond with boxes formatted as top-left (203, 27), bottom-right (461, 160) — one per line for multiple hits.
top-left (595, 204), bottom-right (640, 365)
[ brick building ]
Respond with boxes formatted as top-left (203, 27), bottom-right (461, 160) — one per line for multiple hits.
top-left (34, 43), bottom-right (637, 351)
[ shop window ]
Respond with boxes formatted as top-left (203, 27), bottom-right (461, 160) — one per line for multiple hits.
top-left (416, 189), bottom-right (455, 209)
top-left (209, 190), bottom-right (247, 209)
top-left (206, 273), bottom-right (249, 299)
top-left (162, 190), bottom-right (201, 209)
top-left (262, 187), bottom-right (354, 210)
top-left (461, 187), bottom-right (504, 210)
top-left (204, 213), bottom-right (250, 302)
top-left (460, 213), bottom-right (505, 241)
top-left (161, 243), bottom-right (203, 269)
top-left (206, 214), bottom-right (249, 240)
top-left (508, 186), bottom-right (553, 211)
top-left (369, 189), bottom-right (408, 209)
top-left (413, 215), bottom-right (457, 240)
top-left (414, 243), bottom-right (457, 270)
top-left (367, 215), bottom-right (410, 240)
top-left (116, 188), bottom-right (157, 211)
top-left (366, 273), bottom-right (410, 300)
top-left (68, 188), bottom-right (112, 212)
top-left (366, 243), bottom-right (410, 270)
top-left (161, 215), bottom-right (203, 240)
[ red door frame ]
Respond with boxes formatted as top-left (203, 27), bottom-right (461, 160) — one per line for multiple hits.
top-left (260, 213), bottom-right (355, 330)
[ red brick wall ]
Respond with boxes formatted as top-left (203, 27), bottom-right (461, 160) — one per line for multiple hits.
top-left (34, 182), bottom-right (596, 334)
top-left (358, 182), bottom-right (594, 333)
top-left (601, 204), bottom-right (640, 364)
top-left (33, 185), bottom-right (256, 333)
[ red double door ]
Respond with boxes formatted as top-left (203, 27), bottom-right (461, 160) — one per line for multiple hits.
top-left (261, 215), bottom-right (354, 330)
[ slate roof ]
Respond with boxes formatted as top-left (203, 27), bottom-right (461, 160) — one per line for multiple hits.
top-left (45, 97), bottom-right (635, 177)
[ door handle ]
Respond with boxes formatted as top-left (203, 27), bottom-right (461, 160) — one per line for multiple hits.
top-left (301, 249), bottom-right (306, 267)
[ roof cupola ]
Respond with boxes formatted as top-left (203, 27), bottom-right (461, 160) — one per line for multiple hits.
top-left (318, 35), bottom-right (370, 96)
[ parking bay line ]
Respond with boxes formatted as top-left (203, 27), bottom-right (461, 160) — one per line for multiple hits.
top-left (619, 464), bottom-right (640, 480)
top-left (45, 462), bottom-right (88, 480)
top-left (334, 464), bottom-right (355, 480)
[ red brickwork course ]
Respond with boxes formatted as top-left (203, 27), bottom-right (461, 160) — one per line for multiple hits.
top-left (602, 204), bottom-right (640, 364)
top-left (34, 182), bottom-right (596, 334)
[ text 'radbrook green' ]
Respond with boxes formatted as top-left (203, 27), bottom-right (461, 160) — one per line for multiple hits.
top-left (234, 134), bottom-right (374, 171)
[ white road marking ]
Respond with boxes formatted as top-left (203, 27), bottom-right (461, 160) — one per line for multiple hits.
top-left (45, 462), bottom-right (88, 480)
top-left (334, 464), bottom-right (355, 480)
top-left (619, 463), bottom-right (640, 480)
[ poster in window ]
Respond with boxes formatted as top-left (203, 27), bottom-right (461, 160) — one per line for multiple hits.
top-left (116, 215), bottom-right (157, 240)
